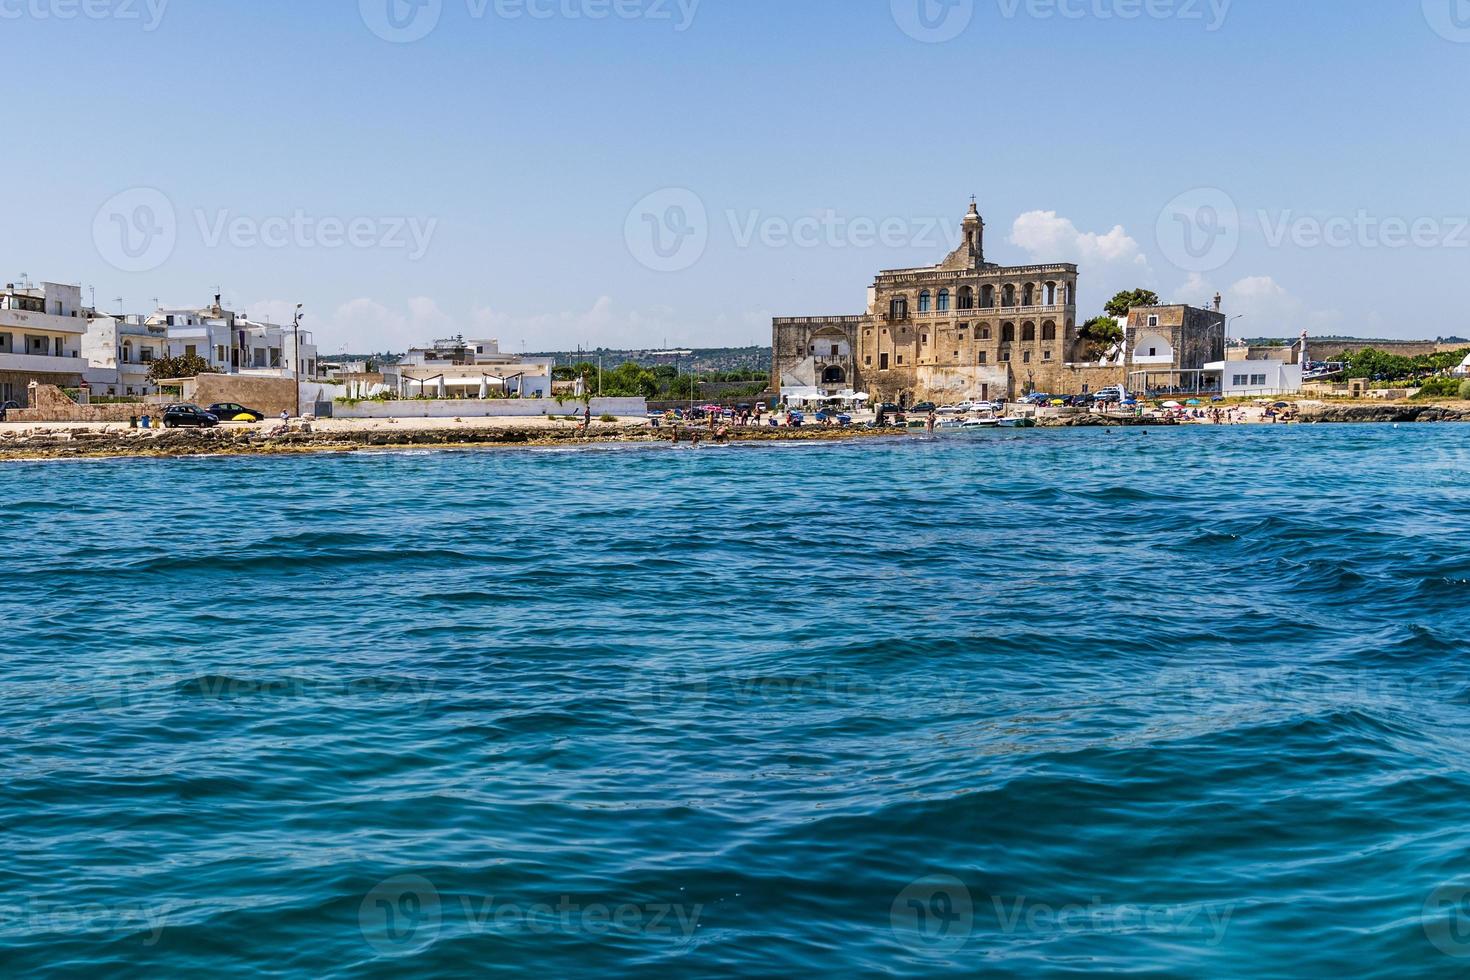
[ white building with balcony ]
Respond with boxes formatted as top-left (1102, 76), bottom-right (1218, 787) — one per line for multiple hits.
top-left (0, 281), bottom-right (88, 407)
top-left (83, 314), bottom-right (168, 395)
top-left (150, 297), bottom-right (318, 380)
top-left (236, 320), bottom-right (318, 380)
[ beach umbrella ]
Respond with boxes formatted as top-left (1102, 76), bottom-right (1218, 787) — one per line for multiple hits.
top-left (437, 377), bottom-right (447, 399)
top-left (478, 377), bottom-right (489, 400)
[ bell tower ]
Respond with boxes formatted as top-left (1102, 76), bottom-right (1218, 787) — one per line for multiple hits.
top-left (963, 197), bottom-right (985, 268)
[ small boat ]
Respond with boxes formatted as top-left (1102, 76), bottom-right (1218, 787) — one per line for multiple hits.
top-left (997, 417), bottom-right (1037, 429)
top-left (960, 418), bottom-right (1002, 429)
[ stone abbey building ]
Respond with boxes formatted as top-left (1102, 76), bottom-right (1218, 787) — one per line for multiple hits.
top-left (772, 200), bottom-right (1225, 405)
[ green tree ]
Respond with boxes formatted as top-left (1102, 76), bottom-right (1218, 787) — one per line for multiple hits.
top-left (1459, 380), bottom-right (1470, 401)
top-left (1104, 289), bottom-right (1161, 319)
top-left (1079, 316), bottom-right (1124, 345)
top-left (147, 353), bottom-right (212, 382)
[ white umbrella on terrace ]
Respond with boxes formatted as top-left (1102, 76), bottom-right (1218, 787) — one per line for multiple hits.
top-left (437, 377), bottom-right (447, 400)
top-left (478, 377), bottom-right (489, 400)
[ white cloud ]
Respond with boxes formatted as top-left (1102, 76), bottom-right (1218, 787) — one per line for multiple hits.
top-left (1009, 211), bottom-right (1150, 269)
top-left (1162, 274), bottom-right (1346, 338)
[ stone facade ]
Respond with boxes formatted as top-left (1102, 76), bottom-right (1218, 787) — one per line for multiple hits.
top-left (1124, 304), bottom-right (1227, 392)
top-left (774, 201), bottom-right (1235, 404)
top-left (775, 201), bottom-right (1084, 405)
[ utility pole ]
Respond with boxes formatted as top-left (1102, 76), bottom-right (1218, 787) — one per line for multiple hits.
top-left (293, 304), bottom-right (304, 418)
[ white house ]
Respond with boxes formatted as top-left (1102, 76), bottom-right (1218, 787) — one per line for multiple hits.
top-left (0, 281), bottom-right (88, 406)
top-left (83, 314), bottom-right (168, 395)
top-left (1453, 353), bottom-right (1470, 378)
top-left (395, 336), bottom-right (553, 399)
top-left (1204, 356), bottom-right (1304, 398)
top-left (152, 296), bottom-right (318, 380)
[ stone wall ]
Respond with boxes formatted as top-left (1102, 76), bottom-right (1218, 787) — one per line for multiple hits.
top-left (8, 385), bottom-right (144, 422)
top-left (0, 370), bottom-right (84, 408)
top-left (185, 375), bottom-right (301, 418)
top-left (333, 397), bottom-right (648, 419)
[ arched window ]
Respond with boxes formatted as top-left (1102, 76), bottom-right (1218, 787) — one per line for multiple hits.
top-left (122, 342), bottom-right (133, 363)
top-left (1041, 321), bottom-right (1057, 342)
top-left (1045, 282), bottom-right (1057, 305)
top-left (978, 323), bottom-right (991, 340)
top-left (890, 296), bottom-right (908, 320)
top-left (958, 286), bottom-right (974, 310)
top-left (1002, 322), bottom-right (1016, 343)
top-left (1066, 283), bottom-right (1075, 305)
top-left (1022, 322), bottom-right (1037, 342)
top-left (918, 291), bottom-right (931, 313)
top-left (980, 285), bottom-right (995, 309)
top-left (1002, 284), bottom-right (1016, 307)
top-left (1023, 284), bottom-right (1036, 307)
top-left (937, 289), bottom-right (950, 313)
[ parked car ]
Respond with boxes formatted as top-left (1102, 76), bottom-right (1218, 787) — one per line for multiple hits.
top-left (162, 404), bottom-right (219, 428)
top-left (0, 400), bottom-right (19, 421)
top-left (911, 402), bottom-right (939, 414)
top-left (207, 402), bottom-right (266, 422)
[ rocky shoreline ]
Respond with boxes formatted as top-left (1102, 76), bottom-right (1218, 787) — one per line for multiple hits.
top-left (4, 403), bottom-right (1470, 461)
top-left (0, 422), bottom-right (896, 461)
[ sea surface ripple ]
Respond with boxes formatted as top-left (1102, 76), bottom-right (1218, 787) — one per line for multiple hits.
top-left (4, 424), bottom-right (1470, 977)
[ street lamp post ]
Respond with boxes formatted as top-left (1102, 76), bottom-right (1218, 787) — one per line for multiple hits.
top-left (293, 304), bottom-right (304, 418)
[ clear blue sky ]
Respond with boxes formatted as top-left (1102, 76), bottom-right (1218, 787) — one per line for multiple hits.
top-left (6, 0), bottom-right (1468, 353)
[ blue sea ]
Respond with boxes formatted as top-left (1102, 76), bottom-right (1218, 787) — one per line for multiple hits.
top-left (5, 424), bottom-right (1470, 977)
